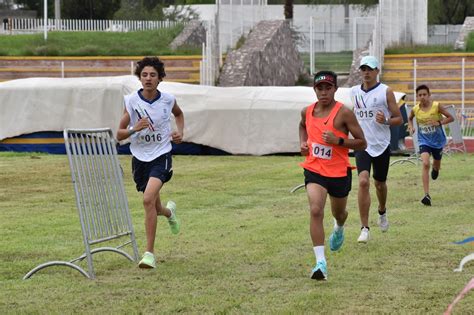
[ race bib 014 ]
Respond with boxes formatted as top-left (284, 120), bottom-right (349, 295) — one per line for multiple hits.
top-left (311, 143), bottom-right (332, 160)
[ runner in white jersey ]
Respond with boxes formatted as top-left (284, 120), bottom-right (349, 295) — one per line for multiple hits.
top-left (117, 56), bottom-right (185, 269)
top-left (124, 88), bottom-right (175, 162)
top-left (350, 55), bottom-right (402, 243)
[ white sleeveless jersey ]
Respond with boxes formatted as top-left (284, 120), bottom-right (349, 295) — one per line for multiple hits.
top-left (351, 83), bottom-right (391, 157)
top-left (124, 89), bottom-right (175, 162)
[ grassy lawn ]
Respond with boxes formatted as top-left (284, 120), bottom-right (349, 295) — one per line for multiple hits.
top-left (301, 51), bottom-right (353, 74)
top-left (385, 44), bottom-right (459, 54)
top-left (0, 152), bottom-right (473, 314)
top-left (0, 26), bottom-right (201, 56)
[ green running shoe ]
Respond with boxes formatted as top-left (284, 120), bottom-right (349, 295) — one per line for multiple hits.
top-left (310, 260), bottom-right (327, 280)
top-left (167, 201), bottom-right (180, 235)
top-left (138, 251), bottom-right (156, 269)
top-left (329, 227), bottom-right (344, 251)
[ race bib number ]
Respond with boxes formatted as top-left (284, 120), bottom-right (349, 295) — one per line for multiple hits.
top-left (355, 108), bottom-right (375, 120)
top-left (311, 143), bottom-right (332, 160)
top-left (420, 125), bottom-right (436, 135)
top-left (137, 131), bottom-right (163, 144)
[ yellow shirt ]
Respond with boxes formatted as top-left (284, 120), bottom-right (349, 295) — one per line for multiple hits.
top-left (413, 101), bottom-right (446, 149)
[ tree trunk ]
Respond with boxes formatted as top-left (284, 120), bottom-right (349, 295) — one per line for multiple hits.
top-left (284, 0), bottom-right (293, 20)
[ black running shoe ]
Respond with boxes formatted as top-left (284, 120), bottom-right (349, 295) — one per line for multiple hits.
top-left (431, 169), bottom-right (439, 180)
top-left (421, 194), bottom-right (432, 206)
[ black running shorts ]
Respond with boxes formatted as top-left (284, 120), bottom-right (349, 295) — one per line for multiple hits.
top-left (304, 167), bottom-right (352, 198)
top-left (354, 146), bottom-right (390, 182)
top-left (132, 152), bottom-right (173, 192)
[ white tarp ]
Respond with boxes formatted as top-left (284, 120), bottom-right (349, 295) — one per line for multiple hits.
top-left (0, 75), bottom-right (139, 141)
top-left (0, 76), bottom-right (406, 155)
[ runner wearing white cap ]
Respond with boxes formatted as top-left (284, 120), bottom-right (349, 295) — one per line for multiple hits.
top-left (350, 56), bottom-right (403, 243)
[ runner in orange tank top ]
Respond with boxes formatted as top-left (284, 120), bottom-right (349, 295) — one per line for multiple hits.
top-left (300, 101), bottom-right (351, 177)
top-left (299, 70), bottom-right (366, 280)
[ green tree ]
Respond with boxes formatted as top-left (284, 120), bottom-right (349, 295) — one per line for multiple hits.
top-left (270, 0), bottom-right (377, 6)
top-left (15, 0), bottom-right (47, 17)
top-left (114, 0), bottom-right (164, 20)
top-left (181, 0), bottom-right (213, 3)
top-left (114, 0), bottom-right (197, 21)
top-left (270, 0), bottom-right (377, 21)
top-left (428, 0), bottom-right (473, 24)
top-left (61, 0), bottom-right (121, 19)
top-left (16, 0), bottom-right (121, 19)
top-left (0, 0), bottom-right (13, 9)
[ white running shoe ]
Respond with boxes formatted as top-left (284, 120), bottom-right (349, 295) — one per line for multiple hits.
top-left (138, 251), bottom-right (156, 269)
top-left (357, 227), bottom-right (370, 243)
top-left (378, 213), bottom-right (389, 232)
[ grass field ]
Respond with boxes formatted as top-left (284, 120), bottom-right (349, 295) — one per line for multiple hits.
top-left (384, 44), bottom-right (459, 54)
top-left (300, 51), bottom-right (353, 74)
top-left (0, 27), bottom-right (201, 56)
top-left (0, 152), bottom-right (473, 314)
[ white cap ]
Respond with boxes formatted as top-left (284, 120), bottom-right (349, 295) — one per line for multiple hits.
top-left (359, 56), bottom-right (379, 69)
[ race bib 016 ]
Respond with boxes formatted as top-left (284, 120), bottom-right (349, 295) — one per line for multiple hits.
top-left (137, 131), bottom-right (163, 144)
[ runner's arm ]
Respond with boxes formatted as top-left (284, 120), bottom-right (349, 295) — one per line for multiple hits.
top-left (384, 87), bottom-right (403, 126)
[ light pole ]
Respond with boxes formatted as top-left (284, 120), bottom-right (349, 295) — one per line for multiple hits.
top-left (44, 0), bottom-right (48, 40)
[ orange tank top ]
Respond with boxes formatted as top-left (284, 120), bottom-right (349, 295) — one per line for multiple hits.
top-left (300, 101), bottom-right (350, 177)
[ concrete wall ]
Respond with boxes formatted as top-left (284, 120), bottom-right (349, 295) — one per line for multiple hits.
top-left (218, 20), bottom-right (304, 87)
top-left (183, 2), bottom-right (428, 52)
top-left (170, 20), bottom-right (206, 50)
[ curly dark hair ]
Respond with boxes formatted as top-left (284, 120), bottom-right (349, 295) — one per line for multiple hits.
top-left (134, 56), bottom-right (166, 79)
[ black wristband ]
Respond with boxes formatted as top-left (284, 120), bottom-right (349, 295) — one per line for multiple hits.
top-left (338, 137), bottom-right (344, 146)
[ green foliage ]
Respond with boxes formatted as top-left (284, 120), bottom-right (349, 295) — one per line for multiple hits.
top-left (466, 32), bottom-right (474, 52)
top-left (16, 0), bottom-right (198, 20)
top-left (164, 4), bottom-right (200, 22)
top-left (0, 26), bottom-right (188, 56)
top-left (114, 0), bottom-right (198, 22)
top-left (15, 0), bottom-right (47, 17)
top-left (0, 153), bottom-right (473, 313)
top-left (29, 44), bottom-right (61, 56)
top-left (385, 44), bottom-right (457, 54)
top-left (74, 45), bottom-right (102, 56)
top-left (428, 0), bottom-right (474, 24)
top-left (183, 0), bottom-right (214, 3)
top-left (275, 0), bottom-right (378, 7)
top-left (295, 72), bottom-right (312, 86)
top-left (384, 30), bottom-right (474, 54)
top-left (13, 0), bottom-right (474, 23)
top-left (16, 0), bottom-right (122, 19)
top-left (235, 35), bottom-right (246, 50)
top-left (172, 44), bottom-right (203, 55)
top-left (114, 0), bottom-right (164, 20)
top-left (62, 0), bottom-right (122, 19)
